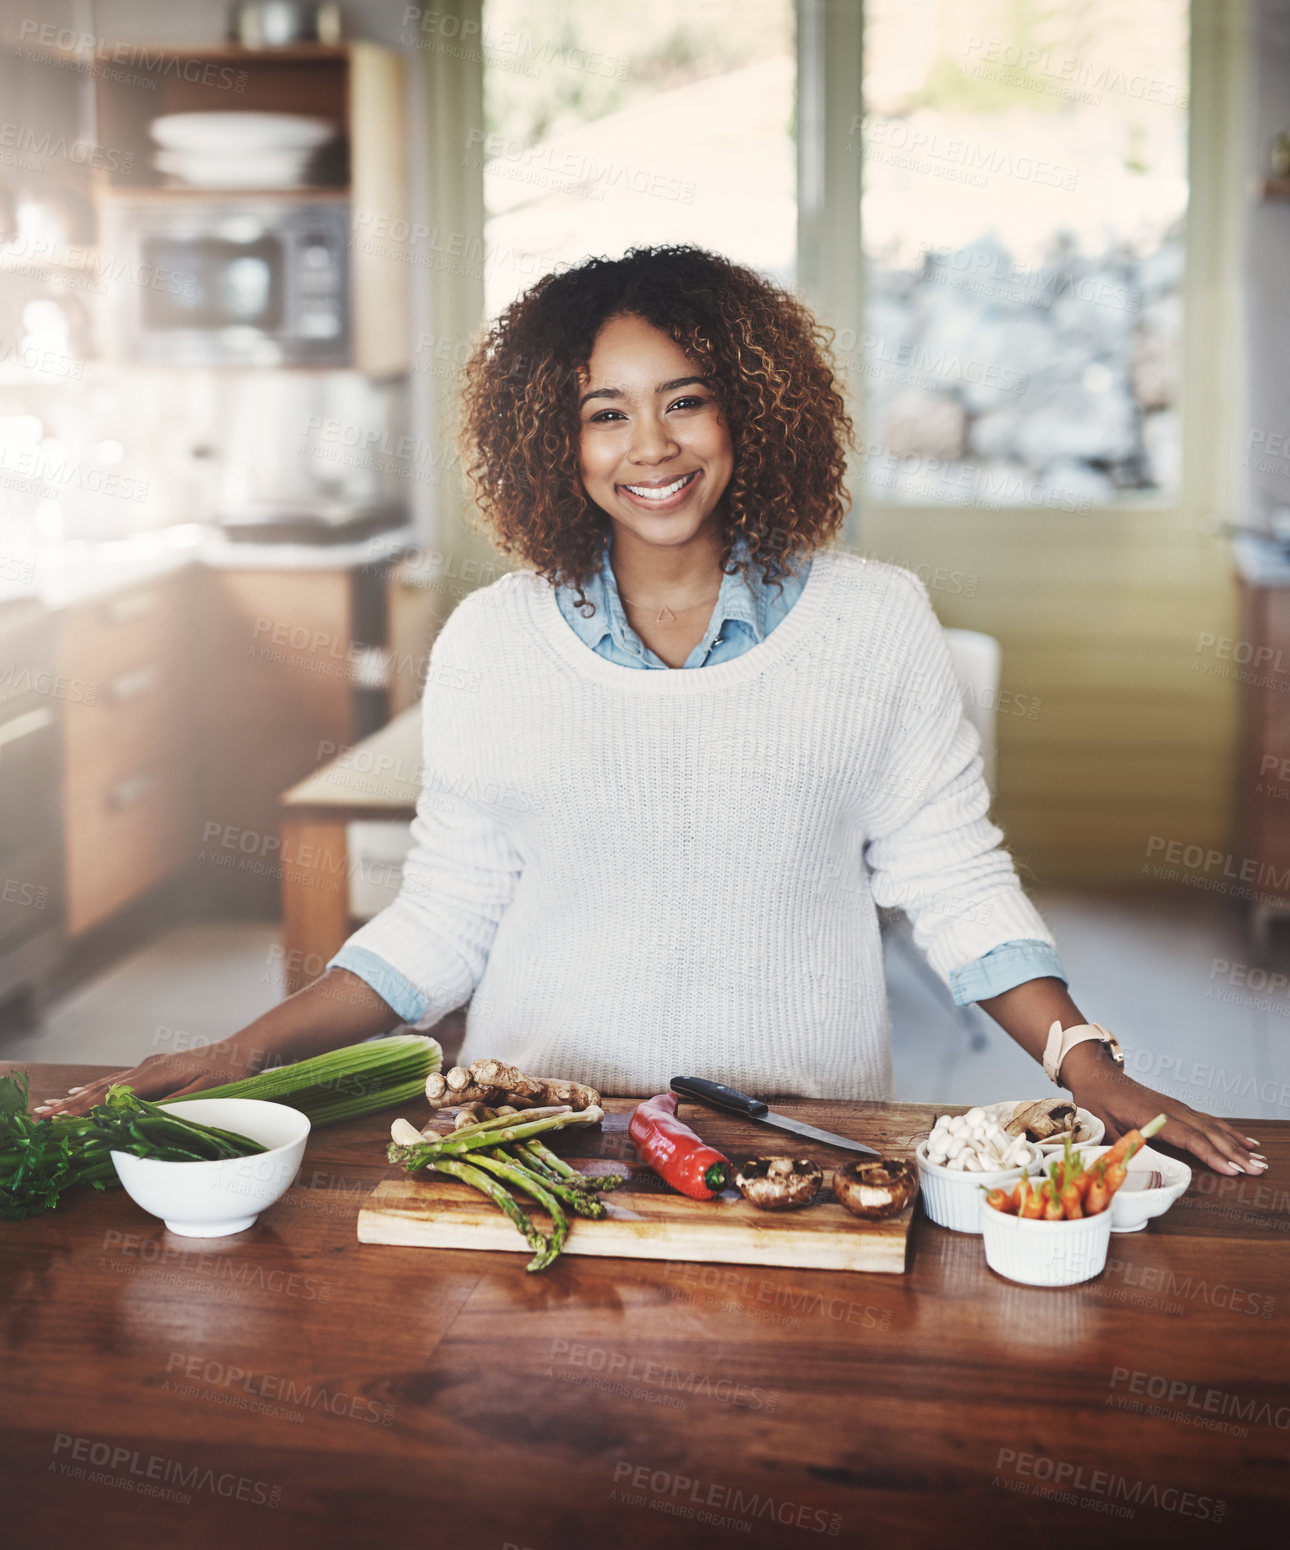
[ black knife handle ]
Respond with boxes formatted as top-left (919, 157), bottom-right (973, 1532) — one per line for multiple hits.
top-left (671, 1076), bottom-right (769, 1118)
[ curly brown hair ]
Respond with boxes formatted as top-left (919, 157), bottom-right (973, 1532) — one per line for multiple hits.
top-left (457, 245), bottom-right (853, 601)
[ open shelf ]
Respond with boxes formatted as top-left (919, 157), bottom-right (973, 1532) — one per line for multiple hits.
top-left (92, 45), bottom-right (351, 191)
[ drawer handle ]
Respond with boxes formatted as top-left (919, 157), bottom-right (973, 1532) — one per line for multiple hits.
top-left (106, 590), bottom-right (159, 623)
top-left (108, 665), bottom-right (159, 702)
top-left (0, 705), bottom-right (54, 751)
top-left (107, 770), bottom-right (159, 809)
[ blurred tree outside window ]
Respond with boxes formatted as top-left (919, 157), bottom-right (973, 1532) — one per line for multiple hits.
top-left (859, 0), bottom-right (1189, 512)
top-left (480, 0), bottom-right (796, 318)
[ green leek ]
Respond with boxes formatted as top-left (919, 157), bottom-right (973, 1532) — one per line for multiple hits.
top-left (162, 1034), bottom-right (442, 1126)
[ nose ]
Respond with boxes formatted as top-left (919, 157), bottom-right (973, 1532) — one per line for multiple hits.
top-left (627, 411), bottom-right (679, 467)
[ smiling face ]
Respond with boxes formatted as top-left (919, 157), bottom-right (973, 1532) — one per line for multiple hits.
top-left (576, 312), bottom-right (734, 551)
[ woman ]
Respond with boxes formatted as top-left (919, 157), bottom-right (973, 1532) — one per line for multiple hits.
top-left (38, 247), bottom-right (1265, 1177)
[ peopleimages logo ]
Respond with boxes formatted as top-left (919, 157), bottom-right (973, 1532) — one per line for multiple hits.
top-left (610, 1460), bottom-right (841, 1535)
top-left (51, 1433), bottom-right (280, 1507)
top-left (993, 1448), bottom-right (1224, 1521)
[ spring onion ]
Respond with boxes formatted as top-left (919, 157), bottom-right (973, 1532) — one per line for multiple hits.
top-left (3, 1036), bottom-right (442, 1221)
top-left (1, 1075), bottom-right (266, 1222)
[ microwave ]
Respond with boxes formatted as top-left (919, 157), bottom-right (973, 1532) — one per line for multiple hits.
top-left (104, 198), bottom-right (351, 367)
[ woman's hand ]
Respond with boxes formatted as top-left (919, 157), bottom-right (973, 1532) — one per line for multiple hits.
top-left (977, 979), bottom-right (1270, 1177)
top-left (1070, 1060), bottom-right (1268, 1177)
top-left (31, 1040), bottom-right (259, 1120)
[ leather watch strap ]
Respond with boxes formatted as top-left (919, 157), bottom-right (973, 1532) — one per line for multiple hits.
top-left (1043, 1020), bottom-right (1114, 1086)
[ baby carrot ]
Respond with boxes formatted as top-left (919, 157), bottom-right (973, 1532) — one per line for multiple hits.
top-left (1071, 1152), bottom-right (1092, 1200)
top-left (1060, 1179), bottom-right (1083, 1218)
top-left (1043, 1162), bottom-right (1065, 1219)
top-left (1085, 1160), bottom-right (1111, 1215)
top-left (1019, 1179), bottom-right (1044, 1218)
top-left (1100, 1113), bottom-right (1167, 1172)
top-left (985, 1187), bottom-right (1015, 1214)
top-left (1104, 1160), bottom-right (1128, 1197)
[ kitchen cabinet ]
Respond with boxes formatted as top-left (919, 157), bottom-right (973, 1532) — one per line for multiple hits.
top-left (16, 543), bottom-right (415, 959)
top-left (196, 564), bottom-right (361, 913)
top-left (57, 572), bottom-right (194, 936)
top-left (0, 600), bottom-right (62, 1016)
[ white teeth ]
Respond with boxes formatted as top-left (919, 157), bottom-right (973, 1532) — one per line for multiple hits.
top-left (623, 472), bottom-right (693, 500)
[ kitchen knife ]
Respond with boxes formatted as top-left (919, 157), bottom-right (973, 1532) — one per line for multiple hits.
top-left (670, 1077), bottom-right (882, 1158)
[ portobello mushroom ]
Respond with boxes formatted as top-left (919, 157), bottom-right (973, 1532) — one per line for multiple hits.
top-left (832, 1158), bottom-right (918, 1220)
top-left (735, 1156), bottom-right (824, 1211)
top-left (1003, 1099), bottom-right (1077, 1142)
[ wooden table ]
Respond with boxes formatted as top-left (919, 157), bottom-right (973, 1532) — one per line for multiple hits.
top-left (277, 706), bottom-right (420, 992)
top-left (4, 1068), bottom-right (1288, 1546)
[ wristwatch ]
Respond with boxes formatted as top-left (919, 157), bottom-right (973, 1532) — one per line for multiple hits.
top-left (1042, 1020), bottom-right (1125, 1087)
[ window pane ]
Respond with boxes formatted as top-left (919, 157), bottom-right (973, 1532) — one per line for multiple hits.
top-left (481, 0), bottom-right (796, 317)
top-left (859, 0), bottom-right (1188, 509)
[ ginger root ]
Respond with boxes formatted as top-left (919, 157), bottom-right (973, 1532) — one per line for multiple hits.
top-left (426, 1066), bottom-right (508, 1108)
top-left (425, 1059), bottom-right (601, 1114)
top-left (467, 1059), bottom-right (601, 1111)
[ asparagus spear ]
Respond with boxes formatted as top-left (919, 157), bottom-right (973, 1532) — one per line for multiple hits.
top-left (467, 1152), bottom-right (570, 1265)
top-left (481, 1148), bottom-right (605, 1220)
top-left (517, 1137), bottom-right (623, 1193)
top-left (425, 1155), bottom-right (551, 1271)
top-left (388, 1106), bottom-right (603, 1171)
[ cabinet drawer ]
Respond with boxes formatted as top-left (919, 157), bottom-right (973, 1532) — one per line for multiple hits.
top-left (63, 756), bottom-right (188, 936)
top-left (59, 575), bottom-right (187, 688)
top-left (63, 658), bottom-right (185, 794)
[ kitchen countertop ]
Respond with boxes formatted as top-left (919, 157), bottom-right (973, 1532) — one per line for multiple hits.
top-left (0, 524), bottom-right (419, 611)
top-left (2, 1066), bottom-right (1286, 1546)
top-left (1233, 532), bottom-right (1290, 587)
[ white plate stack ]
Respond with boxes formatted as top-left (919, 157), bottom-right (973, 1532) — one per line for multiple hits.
top-left (149, 112), bottom-right (339, 189)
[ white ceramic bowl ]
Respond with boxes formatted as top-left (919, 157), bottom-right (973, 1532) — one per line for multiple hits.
top-left (110, 1098), bottom-right (309, 1238)
top-left (979, 1194), bottom-right (1114, 1285)
top-left (1071, 1142), bottom-right (1191, 1233)
top-left (983, 1098), bottom-right (1105, 1151)
top-left (149, 112), bottom-right (338, 152)
top-left (915, 1140), bottom-right (1045, 1234)
top-left (153, 148), bottom-right (316, 188)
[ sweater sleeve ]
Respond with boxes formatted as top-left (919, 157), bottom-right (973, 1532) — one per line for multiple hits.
top-left (861, 573), bottom-right (1056, 984)
top-left (326, 602), bottom-right (523, 1030)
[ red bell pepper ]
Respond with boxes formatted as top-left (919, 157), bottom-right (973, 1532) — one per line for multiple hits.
top-left (629, 1093), bottom-right (731, 1200)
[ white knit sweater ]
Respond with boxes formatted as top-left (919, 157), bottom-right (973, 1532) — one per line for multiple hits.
top-left (338, 551), bottom-right (1054, 1098)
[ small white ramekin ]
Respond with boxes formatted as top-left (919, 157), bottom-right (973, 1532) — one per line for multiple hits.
top-left (1071, 1143), bottom-right (1191, 1232)
top-left (979, 1194), bottom-right (1114, 1285)
top-left (915, 1140), bottom-right (1044, 1234)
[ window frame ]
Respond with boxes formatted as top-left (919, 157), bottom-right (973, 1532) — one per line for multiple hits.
top-left (796, 0), bottom-right (1249, 541)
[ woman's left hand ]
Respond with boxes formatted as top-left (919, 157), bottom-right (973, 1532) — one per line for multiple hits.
top-left (1070, 1064), bottom-right (1268, 1176)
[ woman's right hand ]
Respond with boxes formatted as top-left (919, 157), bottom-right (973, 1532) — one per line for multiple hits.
top-left (29, 968), bottom-right (403, 1122)
top-left (31, 1040), bottom-right (258, 1119)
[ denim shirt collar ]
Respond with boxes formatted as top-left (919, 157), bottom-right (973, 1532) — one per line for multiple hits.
top-left (572, 535), bottom-right (783, 667)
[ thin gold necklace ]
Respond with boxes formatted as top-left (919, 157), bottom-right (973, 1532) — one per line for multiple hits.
top-left (617, 589), bottom-right (721, 624)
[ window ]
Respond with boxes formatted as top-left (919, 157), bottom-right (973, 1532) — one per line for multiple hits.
top-left (480, 0), bottom-right (796, 317)
top-left (857, 0), bottom-right (1189, 511)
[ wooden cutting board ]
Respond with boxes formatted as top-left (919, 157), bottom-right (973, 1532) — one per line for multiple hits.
top-left (357, 1100), bottom-right (924, 1274)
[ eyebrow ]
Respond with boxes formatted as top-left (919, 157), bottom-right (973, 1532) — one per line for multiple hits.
top-left (578, 375), bottom-right (708, 410)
